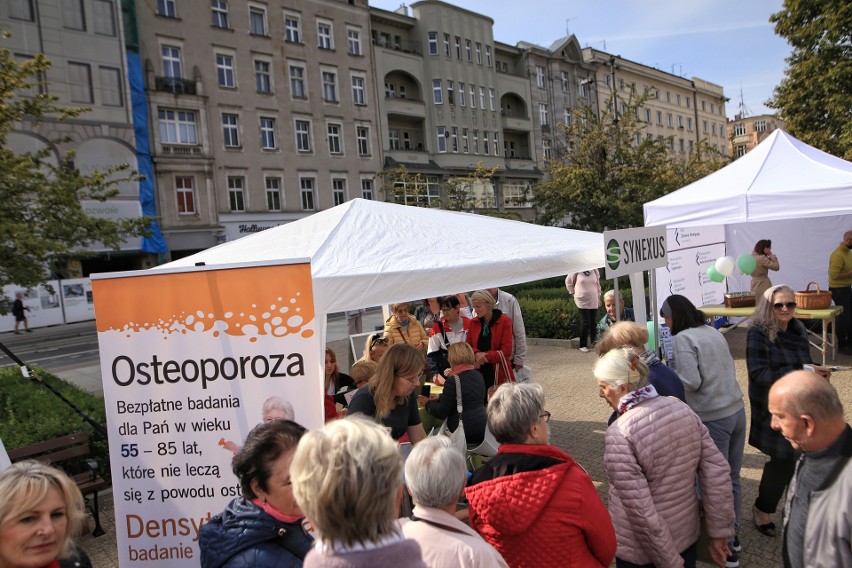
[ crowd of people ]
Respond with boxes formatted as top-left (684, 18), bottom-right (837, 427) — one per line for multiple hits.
top-left (3, 268), bottom-right (849, 568)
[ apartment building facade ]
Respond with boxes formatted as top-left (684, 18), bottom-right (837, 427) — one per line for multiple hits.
top-left (728, 113), bottom-right (785, 157)
top-left (1, 0), bottom-right (157, 274)
top-left (371, 0), bottom-right (589, 218)
top-left (582, 48), bottom-right (729, 159)
top-left (135, 0), bottom-right (383, 257)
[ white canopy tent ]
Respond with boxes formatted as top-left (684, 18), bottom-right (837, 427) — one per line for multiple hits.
top-left (644, 130), bottom-right (852, 295)
top-left (158, 198), bottom-right (604, 342)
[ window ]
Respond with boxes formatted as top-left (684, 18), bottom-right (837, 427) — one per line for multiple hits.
top-left (361, 178), bottom-right (374, 200)
top-left (332, 178), bottom-right (347, 206)
top-left (721, 125), bottom-right (726, 137)
top-left (703, 120), bottom-right (708, 134)
top-left (735, 145), bottom-right (747, 157)
top-left (222, 114), bottom-right (240, 147)
top-left (665, 91), bottom-right (671, 103)
top-left (9, 0), bottom-right (34, 21)
top-left (300, 177), bottom-right (315, 210)
top-left (503, 180), bottom-right (531, 208)
top-left (483, 130), bottom-right (490, 155)
top-left (384, 82), bottom-right (396, 98)
top-left (266, 177), bottom-right (282, 210)
top-left (462, 128), bottom-right (469, 153)
top-left (443, 34), bottom-right (450, 57)
top-left (317, 20), bottom-right (333, 49)
top-left (712, 122), bottom-right (717, 136)
top-left (679, 138), bottom-right (685, 152)
top-left (161, 45), bottom-right (182, 78)
top-left (211, 0), bottom-right (229, 28)
top-left (285, 13), bottom-right (301, 43)
top-left (476, 43), bottom-right (482, 64)
top-left (539, 103), bottom-right (549, 126)
top-left (492, 132), bottom-right (499, 156)
top-left (68, 62), bottom-right (92, 103)
top-left (216, 53), bottom-right (235, 88)
top-left (228, 176), bottom-right (245, 211)
top-left (454, 36), bottom-right (461, 59)
top-left (322, 70), bottom-right (338, 102)
top-left (478, 86), bottom-right (485, 109)
top-left (158, 109), bottom-right (197, 144)
top-left (459, 82), bottom-right (466, 107)
top-left (327, 123), bottom-right (342, 154)
top-left (485, 46), bottom-right (492, 67)
top-left (157, 0), bottom-right (175, 18)
top-left (175, 176), bottom-right (196, 214)
top-left (676, 94), bottom-right (681, 106)
top-left (677, 115), bottom-right (683, 128)
top-left (356, 126), bottom-right (370, 156)
top-left (289, 63), bottom-right (306, 98)
top-left (249, 6), bottom-right (267, 36)
top-left (563, 108), bottom-right (572, 125)
top-left (388, 129), bottom-right (400, 150)
top-left (260, 117), bottom-right (276, 150)
top-left (561, 71), bottom-right (569, 92)
top-left (754, 120), bottom-right (767, 132)
top-left (465, 40), bottom-right (472, 62)
top-left (656, 111), bottom-right (663, 125)
top-left (347, 27), bottom-right (361, 55)
top-left (542, 139), bottom-right (551, 160)
top-left (93, 0), bottom-right (116, 35)
top-left (687, 117), bottom-right (693, 131)
top-left (667, 113), bottom-right (673, 127)
top-left (99, 66), bottom-right (123, 106)
top-left (427, 32), bottom-right (438, 55)
top-left (351, 75), bottom-right (366, 105)
top-left (432, 79), bottom-right (443, 104)
top-left (394, 175), bottom-right (440, 206)
top-left (710, 103), bottom-right (715, 114)
top-left (62, 0), bottom-right (86, 29)
top-left (436, 127), bottom-right (447, 153)
top-left (635, 133), bottom-right (642, 146)
top-left (686, 97), bottom-right (691, 109)
top-left (536, 66), bottom-right (545, 88)
top-left (701, 100), bottom-right (706, 111)
top-left (254, 60), bottom-right (272, 93)
top-left (644, 108), bottom-right (651, 123)
top-left (734, 123), bottom-right (746, 136)
top-left (295, 119), bottom-right (311, 151)
top-left (489, 88), bottom-right (495, 111)
top-left (450, 127), bottom-right (458, 152)
top-left (469, 85), bottom-right (476, 109)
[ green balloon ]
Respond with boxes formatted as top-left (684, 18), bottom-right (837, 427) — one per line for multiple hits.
top-left (737, 254), bottom-right (757, 275)
top-left (646, 320), bottom-right (659, 350)
top-left (707, 266), bottom-right (725, 282)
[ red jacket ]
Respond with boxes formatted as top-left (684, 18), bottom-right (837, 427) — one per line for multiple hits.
top-left (465, 444), bottom-right (616, 568)
top-left (467, 312), bottom-right (515, 382)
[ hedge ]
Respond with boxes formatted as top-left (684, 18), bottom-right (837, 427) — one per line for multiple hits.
top-left (0, 367), bottom-right (110, 480)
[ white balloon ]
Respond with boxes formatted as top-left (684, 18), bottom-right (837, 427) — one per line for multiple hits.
top-left (715, 256), bottom-right (735, 277)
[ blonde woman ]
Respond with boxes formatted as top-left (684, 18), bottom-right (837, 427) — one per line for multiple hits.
top-left (291, 417), bottom-right (427, 567)
top-left (466, 290), bottom-right (514, 397)
top-left (361, 333), bottom-right (389, 363)
top-left (595, 347), bottom-right (734, 568)
top-left (0, 461), bottom-right (91, 568)
top-left (347, 343), bottom-right (428, 443)
top-left (383, 302), bottom-right (429, 350)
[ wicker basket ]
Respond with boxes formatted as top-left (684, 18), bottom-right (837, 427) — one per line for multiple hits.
top-left (724, 292), bottom-right (755, 308)
top-left (795, 281), bottom-right (833, 310)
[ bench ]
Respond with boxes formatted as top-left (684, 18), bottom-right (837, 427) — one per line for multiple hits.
top-left (8, 432), bottom-right (108, 537)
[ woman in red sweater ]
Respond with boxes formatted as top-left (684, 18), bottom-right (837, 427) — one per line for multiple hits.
top-left (467, 290), bottom-right (514, 399)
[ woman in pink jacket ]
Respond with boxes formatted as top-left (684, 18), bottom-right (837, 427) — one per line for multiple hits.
top-left (566, 269), bottom-right (601, 352)
top-left (594, 348), bottom-right (735, 568)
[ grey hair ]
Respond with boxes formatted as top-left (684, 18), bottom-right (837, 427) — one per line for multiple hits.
top-left (404, 436), bottom-right (466, 508)
top-left (594, 347), bottom-right (649, 390)
top-left (750, 285), bottom-right (795, 343)
top-left (487, 382), bottom-right (545, 444)
top-left (603, 289), bottom-right (623, 301)
top-left (261, 396), bottom-right (295, 420)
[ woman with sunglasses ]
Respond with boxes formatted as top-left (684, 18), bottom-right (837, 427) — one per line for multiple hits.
top-left (348, 343), bottom-right (428, 444)
top-left (361, 333), bottom-right (390, 363)
top-left (746, 285), bottom-right (832, 536)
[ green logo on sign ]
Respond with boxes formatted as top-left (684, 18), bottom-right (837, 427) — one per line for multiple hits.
top-left (607, 238), bottom-right (621, 270)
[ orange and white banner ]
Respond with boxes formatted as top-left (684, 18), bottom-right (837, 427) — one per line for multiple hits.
top-left (92, 262), bottom-right (322, 566)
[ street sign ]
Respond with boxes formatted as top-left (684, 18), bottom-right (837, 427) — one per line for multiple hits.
top-left (603, 226), bottom-right (668, 278)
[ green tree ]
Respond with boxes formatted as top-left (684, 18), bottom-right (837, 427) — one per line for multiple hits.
top-left (534, 93), bottom-right (727, 231)
top-left (0, 36), bottom-right (150, 311)
top-left (768, 0), bottom-right (852, 159)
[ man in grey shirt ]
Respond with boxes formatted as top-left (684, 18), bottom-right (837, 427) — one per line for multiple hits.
top-left (487, 287), bottom-right (526, 371)
top-left (769, 371), bottom-right (851, 568)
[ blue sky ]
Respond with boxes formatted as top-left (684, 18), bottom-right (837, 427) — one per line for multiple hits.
top-left (369, 0), bottom-right (792, 117)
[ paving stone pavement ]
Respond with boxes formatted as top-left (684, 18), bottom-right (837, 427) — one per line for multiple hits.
top-left (76, 327), bottom-right (852, 567)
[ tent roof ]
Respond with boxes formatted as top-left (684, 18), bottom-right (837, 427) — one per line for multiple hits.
top-left (643, 130), bottom-right (852, 228)
top-left (158, 199), bottom-right (603, 313)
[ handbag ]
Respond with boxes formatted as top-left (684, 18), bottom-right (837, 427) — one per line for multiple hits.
top-left (437, 374), bottom-right (467, 454)
top-left (487, 351), bottom-right (515, 401)
top-left (426, 321), bottom-right (451, 375)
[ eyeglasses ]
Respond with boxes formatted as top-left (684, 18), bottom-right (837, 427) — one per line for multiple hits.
top-left (397, 373), bottom-right (421, 385)
top-left (369, 334), bottom-right (389, 349)
top-left (539, 411), bottom-right (551, 423)
top-left (773, 302), bottom-right (797, 311)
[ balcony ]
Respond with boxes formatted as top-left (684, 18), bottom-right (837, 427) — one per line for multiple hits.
top-left (501, 112), bottom-right (531, 132)
top-left (160, 145), bottom-right (203, 156)
top-left (385, 96), bottom-right (425, 119)
top-left (155, 76), bottom-right (197, 95)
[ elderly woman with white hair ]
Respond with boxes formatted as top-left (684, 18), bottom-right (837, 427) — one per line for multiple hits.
top-left (290, 417), bottom-right (426, 567)
top-left (0, 461), bottom-right (91, 568)
top-left (595, 347), bottom-right (734, 568)
top-left (596, 290), bottom-right (635, 341)
top-left (466, 290), bottom-right (514, 397)
top-left (400, 437), bottom-right (508, 567)
top-left (465, 382), bottom-right (615, 567)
